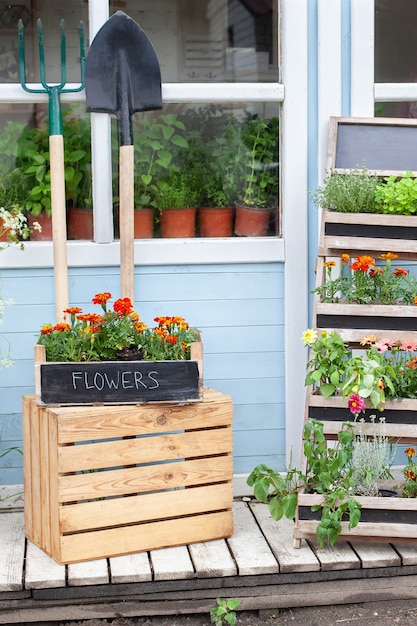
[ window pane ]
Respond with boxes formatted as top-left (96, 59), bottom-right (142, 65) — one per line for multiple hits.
top-left (112, 103), bottom-right (280, 238)
top-left (110, 0), bottom-right (279, 83)
top-left (375, 0), bottom-right (417, 117)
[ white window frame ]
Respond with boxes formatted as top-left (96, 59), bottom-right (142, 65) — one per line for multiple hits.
top-left (0, 0), bottom-right (290, 269)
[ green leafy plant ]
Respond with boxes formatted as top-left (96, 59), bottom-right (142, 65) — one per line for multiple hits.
top-left (203, 117), bottom-right (242, 207)
top-left (237, 117), bottom-right (279, 208)
top-left (133, 113), bottom-right (189, 209)
top-left (302, 328), bottom-right (397, 410)
top-left (210, 598), bottom-right (240, 626)
top-left (375, 171), bottom-right (417, 215)
top-left (311, 165), bottom-right (381, 213)
top-left (314, 252), bottom-right (417, 305)
top-left (37, 291), bottom-right (199, 362)
top-left (247, 419), bottom-right (362, 547)
top-left (156, 171), bottom-right (199, 209)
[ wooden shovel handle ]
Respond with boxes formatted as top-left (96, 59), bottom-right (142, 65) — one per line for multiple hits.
top-left (49, 134), bottom-right (69, 323)
top-left (119, 144), bottom-right (135, 303)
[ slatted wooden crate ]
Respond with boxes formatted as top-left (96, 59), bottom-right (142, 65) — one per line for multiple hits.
top-left (22, 388), bottom-right (233, 564)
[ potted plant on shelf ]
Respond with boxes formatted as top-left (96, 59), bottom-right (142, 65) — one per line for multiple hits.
top-left (234, 116), bottom-right (279, 237)
top-left (198, 117), bottom-right (241, 237)
top-left (156, 171), bottom-right (199, 238)
top-left (312, 167), bottom-right (417, 252)
top-left (132, 113), bottom-right (190, 239)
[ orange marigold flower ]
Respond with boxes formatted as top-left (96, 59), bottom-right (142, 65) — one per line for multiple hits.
top-left (113, 297), bottom-right (133, 316)
top-left (53, 323), bottom-right (71, 332)
top-left (341, 254), bottom-right (350, 264)
top-left (379, 252), bottom-right (398, 260)
top-left (405, 447), bottom-right (416, 458)
top-left (323, 260), bottom-right (336, 268)
top-left (350, 255), bottom-right (375, 272)
top-left (63, 307), bottom-right (82, 315)
top-left (166, 335), bottom-right (178, 345)
top-left (369, 267), bottom-right (383, 276)
top-left (40, 324), bottom-right (54, 335)
top-left (414, 296), bottom-right (417, 306)
top-left (135, 321), bottom-right (148, 333)
top-left (92, 292), bottom-right (112, 305)
top-left (404, 470), bottom-right (417, 481)
top-left (393, 267), bottom-right (407, 277)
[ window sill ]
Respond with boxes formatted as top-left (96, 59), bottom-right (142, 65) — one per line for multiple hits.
top-left (1, 237), bottom-right (285, 269)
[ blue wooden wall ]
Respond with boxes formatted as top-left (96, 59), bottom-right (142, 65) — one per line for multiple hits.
top-left (0, 262), bottom-right (285, 484)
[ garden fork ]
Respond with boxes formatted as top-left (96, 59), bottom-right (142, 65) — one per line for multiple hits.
top-left (18, 18), bottom-right (85, 322)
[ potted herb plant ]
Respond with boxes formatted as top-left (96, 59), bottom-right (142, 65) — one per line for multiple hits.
top-left (234, 117), bottom-right (279, 237)
top-left (156, 171), bottom-right (199, 238)
top-left (132, 113), bottom-right (190, 238)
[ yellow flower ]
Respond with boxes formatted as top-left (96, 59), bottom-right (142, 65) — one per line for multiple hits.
top-left (323, 261), bottom-right (336, 268)
top-left (302, 329), bottom-right (318, 346)
top-left (379, 252), bottom-right (398, 260)
top-left (360, 334), bottom-right (376, 346)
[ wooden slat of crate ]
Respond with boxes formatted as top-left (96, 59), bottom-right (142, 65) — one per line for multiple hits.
top-left (23, 388), bottom-right (233, 565)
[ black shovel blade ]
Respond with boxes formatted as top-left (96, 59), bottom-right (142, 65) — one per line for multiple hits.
top-left (85, 11), bottom-right (162, 146)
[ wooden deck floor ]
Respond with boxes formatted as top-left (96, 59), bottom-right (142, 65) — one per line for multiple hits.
top-left (3, 491), bottom-right (417, 624)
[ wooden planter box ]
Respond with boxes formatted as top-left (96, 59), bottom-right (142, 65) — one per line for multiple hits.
top-left (34, 339), bottom-right (203, 405)
top-left (320, 209), bottom-right (417, 256)
top-left (313, 300), bottom-right (417, 343)
top-left (22, 388), bottom-right (233, 565)
top-left (294, 490), bottom-right (417, 547)
top-left (306, 392), bottom-right (417, 441)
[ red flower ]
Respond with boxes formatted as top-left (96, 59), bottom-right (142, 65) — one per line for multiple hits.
top-left (53, 323), bottom-right (71, 333)
top-left (393, 268), bottom-right (407, 277)
top-left (92, 292), bottom-right (112, 305)
top-left (113, 297), bottom-right (134, 316)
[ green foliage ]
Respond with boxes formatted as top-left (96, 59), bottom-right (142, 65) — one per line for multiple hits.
top-left (210, 598), bottom-right (240, 626)
top-left (375, 171), bottom-right (417, 215)
top-left (311, 166), bottom-right (381, 213)
top-left (247, 420), bottom-right (362, 547)
top-left (350, 416), bottom-right (394, 496)
top-left (133, 113), bottom-right (189, 208)
top-left (156, 171), bottom-right (199, 209)
top-left (238, 117), bottom-right (279, 208)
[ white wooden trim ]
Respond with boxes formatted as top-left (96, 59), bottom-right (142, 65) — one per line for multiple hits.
top-left (0, 238), bottom-right (285, 269)
top-left (0, 83), bottom-right (283, 104)
top-left (350, 0), bottom-right (374, 117)
top-left (375, 83), bottom-right (417, 101)
top-left (281, 0), bottom-right (308, 465)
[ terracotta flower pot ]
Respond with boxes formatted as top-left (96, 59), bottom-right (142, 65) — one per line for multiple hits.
top-left (198, 207), bottom-right (234, 237)
top-left (234, 203), bottom-right (272, 237)
top-left (0, 217), bottom-right (10, 242)
top-left (67, 207), bottom-right (94, 240)
top-left (28, 213), bottom-right (53, 240)
top-left (134, 208), bottom-right (154, 238)
top-left (160, 207), bottom-right (196, 238)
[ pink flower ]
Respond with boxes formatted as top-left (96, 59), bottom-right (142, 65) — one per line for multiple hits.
top-left (375, 341), bottom-right (388, 353)
top-left (348, 394), bottom-right (365, 415)
top-left (400, 340), bottom-right (417, 352)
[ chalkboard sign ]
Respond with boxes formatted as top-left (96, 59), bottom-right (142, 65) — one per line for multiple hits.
top-left (326, 116), bottom-right (417, 176)
top-left (40, 360), bottom-right (201, 404)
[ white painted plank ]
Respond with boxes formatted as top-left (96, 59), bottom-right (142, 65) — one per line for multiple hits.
top-left (350, 542), bottom-right (401, 568)
top-left (308, 541), bottom-right (361, 571)
top-left (0, 485), bottom-right (24, 511)
top-left (188, 539), bottom-right (236, 578)
top-left (150, 546), bottom-right (195, 581)
top-left (0, 511), bottom-right (25, 591)
top-left (25, 541), bottom-right (66, 589)
top-left (67, 559), bottom-right (109, 586)
top-left (227, 500), bottom-right (278, 575)
top-left (109, 552), bottom-right (152, 583)
top-left (393, 543), bottom-right (417, 566)
top-left (249, 502), bottom-right (320, 573)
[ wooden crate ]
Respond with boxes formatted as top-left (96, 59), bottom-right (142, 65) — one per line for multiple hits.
top-left (34, 339), bottom-right (203, 405)
top-left (294, 491), bottom-right (417, 547)
top-left (22, 388), bottom-right (233, 565)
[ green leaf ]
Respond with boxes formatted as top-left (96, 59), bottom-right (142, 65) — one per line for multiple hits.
top-left (269, 497), bottom-right (284, 520)
top-left (282, 492), bottom-right (297, 519)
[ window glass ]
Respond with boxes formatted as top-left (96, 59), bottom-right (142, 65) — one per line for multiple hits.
top-left (110, 0), bottom-right (279, 83)
top-left (112, 103), bottom-right (279, 238)
top-left (375, 0), bottom-right (417, 118)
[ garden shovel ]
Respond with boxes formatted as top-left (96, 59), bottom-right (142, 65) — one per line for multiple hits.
top-left (85, 11), bottom-right (162, 303)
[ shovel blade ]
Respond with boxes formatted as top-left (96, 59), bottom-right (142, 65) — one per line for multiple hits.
top-left (85, 11), bottom-right (162, 144)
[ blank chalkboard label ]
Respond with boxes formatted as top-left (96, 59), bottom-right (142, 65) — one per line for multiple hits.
top-left (327, 117), bottom-right (417, 175)
top-left (40, 360), bottom-right (201, 404)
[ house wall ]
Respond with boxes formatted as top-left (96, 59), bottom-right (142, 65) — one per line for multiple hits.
top-left (0, 261), bottom-right (285, 485)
